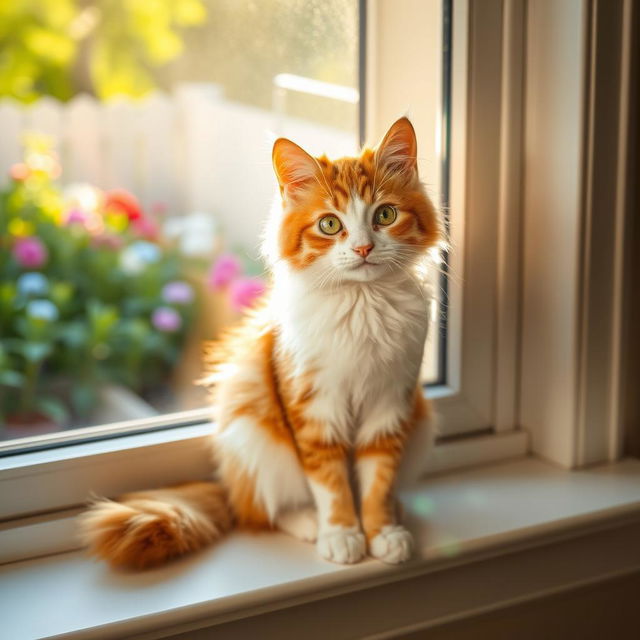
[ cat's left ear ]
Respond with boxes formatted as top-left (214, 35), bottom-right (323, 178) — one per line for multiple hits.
top-left (272, 138), bottom-right (319, 198)
top-left (375, 117), bottom-right (418, 175)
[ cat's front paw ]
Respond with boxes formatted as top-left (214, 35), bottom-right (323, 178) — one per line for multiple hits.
top-left (317, 527), bottom-right (366, 564)
top-left (369, 525), bottom-right (413, 564)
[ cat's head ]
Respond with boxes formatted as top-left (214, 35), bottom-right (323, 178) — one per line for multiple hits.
top-left (265, 117), bottom-right (440, 285)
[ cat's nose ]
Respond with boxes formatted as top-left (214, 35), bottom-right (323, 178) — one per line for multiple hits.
top-left (352, 244), bottom-right (374, 258)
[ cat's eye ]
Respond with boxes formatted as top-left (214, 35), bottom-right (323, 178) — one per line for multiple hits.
top-left (318, 215), bottom-right (342, 235)
top-left (374, 205), bottom-right (397, 226)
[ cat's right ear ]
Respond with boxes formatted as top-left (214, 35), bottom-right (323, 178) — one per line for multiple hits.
top-left (272, 138), bottom-right (318, 198)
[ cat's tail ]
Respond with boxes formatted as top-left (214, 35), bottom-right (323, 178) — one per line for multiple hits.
top-left (78, 481), bottom-right (233, 569)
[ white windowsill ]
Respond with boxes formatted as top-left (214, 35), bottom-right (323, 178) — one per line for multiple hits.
top-left (1, 457), bottom-right (640, 640)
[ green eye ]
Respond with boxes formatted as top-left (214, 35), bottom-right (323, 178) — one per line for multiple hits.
top-left (374, 205), bottom-right (397, 226)
top-left (319, 215), bottom-right (342, 235)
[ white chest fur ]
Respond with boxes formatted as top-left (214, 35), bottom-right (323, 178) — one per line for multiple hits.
top-left (271, 268), bottom-right (430, 439)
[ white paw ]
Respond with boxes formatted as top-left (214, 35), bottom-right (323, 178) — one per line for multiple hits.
top-left (276, 507), bottom-right (318, 542)
top-left (369, 525), bottom-right (413, 564)
top-left (317, 528), bottom-right (366, 564)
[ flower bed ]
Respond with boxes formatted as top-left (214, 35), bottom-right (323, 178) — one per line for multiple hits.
top-left (0, 136), bottom-right (195, 434)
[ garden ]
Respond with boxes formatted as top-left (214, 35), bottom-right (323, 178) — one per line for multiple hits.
top-left (0, 136), bottom-right (265, 438)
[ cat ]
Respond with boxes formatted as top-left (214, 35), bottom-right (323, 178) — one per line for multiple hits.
top-left (79, 117), bottom-right (441, 569)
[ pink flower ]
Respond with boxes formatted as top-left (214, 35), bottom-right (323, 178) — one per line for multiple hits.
top-left (228, 277), bottom-right (266, 311)
top-left (13, 237), bottom-right (48, 268)
top-left (64, 209), bottom-right (87, 225)
top-left (132, 216), bottom-right (159, 240)
top-left (208, 253), bottom-right (242, 290)
top-left (151, 307), bottom-right (182, 332)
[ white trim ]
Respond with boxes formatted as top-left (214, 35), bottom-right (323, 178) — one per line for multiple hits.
top-left (495, 0), bottom-right (525, 432)
top-left (520, 0), bottom-right (632, 468)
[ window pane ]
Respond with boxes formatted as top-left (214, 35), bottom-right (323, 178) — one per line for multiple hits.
top-left (0, 0), bottom-right (446, 449)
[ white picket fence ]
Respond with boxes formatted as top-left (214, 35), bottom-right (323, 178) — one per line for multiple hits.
top-left (0, 83), bottom-right (356, 250)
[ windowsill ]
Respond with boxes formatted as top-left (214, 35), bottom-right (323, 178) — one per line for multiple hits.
top-left (2, 457), bottom-right (640, 640)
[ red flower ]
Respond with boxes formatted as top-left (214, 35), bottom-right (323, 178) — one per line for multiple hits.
top-left (104, 189), bottom-right (143, 221)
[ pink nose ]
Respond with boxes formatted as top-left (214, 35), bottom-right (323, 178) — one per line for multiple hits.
top-left (353, 244), bottom-right (374, 258)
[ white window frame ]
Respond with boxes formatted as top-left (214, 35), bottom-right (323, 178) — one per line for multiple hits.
top-left (1, 0), bottom-right (635, 559)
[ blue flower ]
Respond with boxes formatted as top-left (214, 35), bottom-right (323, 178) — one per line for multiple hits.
top-left (26, 299), bottom-right (59, 322)
top-left (17, 272), bottom-right (49, 297)
top-left (131, 241), bottom-right (161, 263)
top-left (120, 241), bottom-right (162, 274)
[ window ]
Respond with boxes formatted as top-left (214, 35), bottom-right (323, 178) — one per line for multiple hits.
top-left (2, 0), bottom-right (634, 559)
top-left (0, 0), bottom-right (454, 453)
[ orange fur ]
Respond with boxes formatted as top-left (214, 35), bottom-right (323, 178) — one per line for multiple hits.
top-left (78, 482), bottom-right (231, 569)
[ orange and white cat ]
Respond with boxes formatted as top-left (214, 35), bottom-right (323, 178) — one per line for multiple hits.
top-left (79, 117), bottom-right (440, 569)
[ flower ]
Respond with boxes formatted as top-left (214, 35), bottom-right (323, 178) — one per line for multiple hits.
top-left (162, 281), bottom-right (194, 305)
top-left (151, 307), bottom-right (182, 332)
top-left (105, 189), bottom-right (143, 221)
top-left (228, 277), bottom-right (266, 311)
top-left (64, 183), bottom-right (102, 213)
top-left (13, 237), bottom-right (48, 268)
top-left (120, 241), bottom-right (161, 274)
top-left (17, 273), bottom-right (49, 297)
top-left (26, 299), bottom-right (59, 322)
top-left (208, 253), bottom-right (242, 290)
top-left (8, 219), bottom-right (35, 237)
top-left (25, 150), bottom-right (61, 179)
top-left (10, 163), bottom-right (30, 182)
top-left (64, 209), bottom-right (87, 226)
top-left (132, 216), bottom-right (160, 240)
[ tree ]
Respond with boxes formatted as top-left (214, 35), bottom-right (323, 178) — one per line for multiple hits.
top-left (0, 0), bottom-right (207, 103)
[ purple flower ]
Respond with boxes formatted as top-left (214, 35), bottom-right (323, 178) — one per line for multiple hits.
top-left (13, 237), bottom-right (48, 268)
top-left (162, 281), bottom-right (194, 305)
top-left (208, 253), bottom-right (242, 290)
top-left (228, 277), bottom-right (266, 311)
top-left (151, 307), bottom-right (182, 332)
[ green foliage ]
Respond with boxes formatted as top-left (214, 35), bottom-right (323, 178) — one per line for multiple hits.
top-left (0, 0), bottom-right (207, 103)
top-left (0, 137), bottom-right (196, 427)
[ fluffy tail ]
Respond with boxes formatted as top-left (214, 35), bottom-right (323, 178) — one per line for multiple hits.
top-left (78, 482), bottom-right (233, 569)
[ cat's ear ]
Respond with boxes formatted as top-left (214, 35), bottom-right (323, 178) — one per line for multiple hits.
top-left (375, 117), bottom-right (418, 175)
top-left (272, 138), bottom-right (319, 198)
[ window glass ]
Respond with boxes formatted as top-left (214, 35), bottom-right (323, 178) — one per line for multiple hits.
top-left (0, 0), bottom-right (444, 447)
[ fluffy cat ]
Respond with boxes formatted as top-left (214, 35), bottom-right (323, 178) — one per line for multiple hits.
top-left (79, 117), bottom-right (440, 569)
